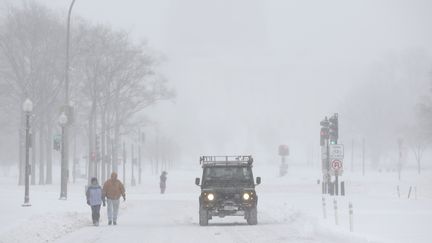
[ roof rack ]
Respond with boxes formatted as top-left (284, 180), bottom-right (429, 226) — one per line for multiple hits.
top-left (199, 155), bottom-right (254, 166)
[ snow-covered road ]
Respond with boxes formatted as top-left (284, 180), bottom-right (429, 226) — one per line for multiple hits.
top-left (54, 192), bottom-right (367, 243)
top-left (1, 166), bottom-right (431, 243)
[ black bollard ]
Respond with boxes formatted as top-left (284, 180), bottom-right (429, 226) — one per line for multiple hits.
top-left (341, 181), bottom-right (345, 196)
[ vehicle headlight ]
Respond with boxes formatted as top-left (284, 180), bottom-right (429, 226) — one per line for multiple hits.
top-left (207, 193), bottom-right (215, 201)
top-left (243, 193), bottom-right (250, 200)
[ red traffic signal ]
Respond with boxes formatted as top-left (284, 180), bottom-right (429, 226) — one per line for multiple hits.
top-left (278, 145), bottom-right (290, 156)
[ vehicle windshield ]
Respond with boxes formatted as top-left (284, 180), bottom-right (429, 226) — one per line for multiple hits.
top-left (203, 166), bottom-right (253, 186)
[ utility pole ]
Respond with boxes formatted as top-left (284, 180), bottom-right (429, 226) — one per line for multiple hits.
top-left (362, 138), bottom-right (365, 176)
top-left (329, 114), bottom-right (339, 195)
top-left (278, 145), bottom-right (289, 176)
top-left (320, 117), bottom-right (330, 194)
top-left (72, 125), bottom-right (77, 184)
top-left (59, 112), bottom-right (68, 200)
top-left (22, 99), bottom-right (33, 207)
top-left (351, 139), bottom-right (354, 173)
top-left (61, 0), bottom-right (76, 197)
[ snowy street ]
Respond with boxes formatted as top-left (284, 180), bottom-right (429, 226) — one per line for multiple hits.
top-left (1, 1), bottom-right (432, 243)
top-left (1, 167), bottom-right (431, 243)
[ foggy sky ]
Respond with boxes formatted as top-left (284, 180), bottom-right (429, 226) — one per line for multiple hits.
top-left (2, 0), bottom-right (432, 164)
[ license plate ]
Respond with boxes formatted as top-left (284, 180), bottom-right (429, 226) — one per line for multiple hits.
top-left (224, 205), bottom-right (237, 211)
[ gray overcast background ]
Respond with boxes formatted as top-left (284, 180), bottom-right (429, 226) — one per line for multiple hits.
top-left (3, 0), bottom-right (432, 164)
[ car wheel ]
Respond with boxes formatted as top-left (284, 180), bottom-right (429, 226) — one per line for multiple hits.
top-left (247, 206), bottom-right (258, 225)
top-left (199, 207), bottom-right (209, 226)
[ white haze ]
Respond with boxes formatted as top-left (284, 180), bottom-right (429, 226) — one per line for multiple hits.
top-left (1, 0), bottom-right (432, 164)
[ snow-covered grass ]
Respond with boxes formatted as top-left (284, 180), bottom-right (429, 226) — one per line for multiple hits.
top-left (0, 165), bottom-right (431, 243)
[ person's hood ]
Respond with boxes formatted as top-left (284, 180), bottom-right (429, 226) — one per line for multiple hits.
top-left (111, 172), bottom-right (118, 180)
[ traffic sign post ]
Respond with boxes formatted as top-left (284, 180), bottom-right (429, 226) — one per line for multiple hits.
top-left (330, 159), bottom-right (343, 176)
top-left (278, 145), bottom-right (289, 177)
top-left (329, 145), bottom-right (344, 176)
top-left (329, 144), bottom-right (344, 160)
top-left (320, 113), bottom-right (345, 196)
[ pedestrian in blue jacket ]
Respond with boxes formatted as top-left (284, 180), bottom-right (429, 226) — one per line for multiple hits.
top-left (86, 177), bottom-right (105, 226)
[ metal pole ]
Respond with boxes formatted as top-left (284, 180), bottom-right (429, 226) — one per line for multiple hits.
top-left (351, 139), bottom-right (354, 172)
top-left (72, 125), bottom-right (76, 184)
top-left (326, 138), bottom-right (331, 194)
top-left (349, 202), bottom-right (353, 232)
top-left (123, 142), bottom-right (126, 187)
top-left (335, 175), bottom-right (339, 196)
top-left (61, 0), bottom-right (76, 201)
top-left (333, 198), bottom-right (338, 225)
top-left (362, 138), bottom-right (365, 176)
top-left (60, 125), bottom-right (67, 200)
top-left (65, 0), bottom-right (76, 104)
top-left (23, 113), bottom-right (31, 207)
top-left (322, 197), bottom-right (326, 219)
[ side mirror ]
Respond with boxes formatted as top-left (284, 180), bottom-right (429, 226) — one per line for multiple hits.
top-left (256, 177), bottom-right (261, 185)
top-left (195, 177), bottom-right (200, 186)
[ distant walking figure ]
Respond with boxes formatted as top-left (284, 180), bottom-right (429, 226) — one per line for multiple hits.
top-left (86, 177), bottom-right (105, 226)
top-left (160, 171), bottom-right (168, 194)
top-left (103, 172), bottom-right (126, 225)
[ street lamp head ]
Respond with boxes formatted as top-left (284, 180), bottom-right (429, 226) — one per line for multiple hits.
top-left (58, 112), bottom-right (68, 126)
top-left (22, 99), bottom-right (33, 113)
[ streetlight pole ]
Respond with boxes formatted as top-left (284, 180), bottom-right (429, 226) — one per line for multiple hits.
top-left (61, 0), bottom-right (76, 199)
top-left (59, 112), bottom-right (68, 200)
top-left (65, 0), bottom-right (76, 103)
top-left (22, 99), bottom-right (33, 207)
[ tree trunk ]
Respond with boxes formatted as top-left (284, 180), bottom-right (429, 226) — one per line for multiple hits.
top-left (106, 128), bottom-right (112, 178)
top-left (101, 111), bottom-right (106, 183)
top-left (45, 119), bottom-right (53, 184)
top-left (112, 121), bottom-right (120, 173)
top-left (88, 100), bottom-right (96, 184)
top-left (138, 145), bottom-right (141, 184)
top-left (416, 154), bottom-right (421, 175)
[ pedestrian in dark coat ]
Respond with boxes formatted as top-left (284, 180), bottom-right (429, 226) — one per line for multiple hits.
top-left (86, 177), bottom-right (105, 226)
top-left (160, 171), bottom-right (168, 194)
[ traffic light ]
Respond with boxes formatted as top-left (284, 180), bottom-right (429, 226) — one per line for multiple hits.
top-left (320, 127), bottom-right (329, 146)
top-left (320, 117), bottom-right (329, 146)
top-left (329, 113), bottom-right (338, 144)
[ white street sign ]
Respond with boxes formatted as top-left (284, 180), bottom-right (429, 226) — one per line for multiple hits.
top-left (329, 144), bottom-right (344, 160)
top-left (330, 159), bottom-right (343, 176)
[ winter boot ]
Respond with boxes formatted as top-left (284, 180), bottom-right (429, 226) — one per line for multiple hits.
top-left (113, 221), bottom-right (117, 225)
top-left (108, 220), bottom-right (112, 225)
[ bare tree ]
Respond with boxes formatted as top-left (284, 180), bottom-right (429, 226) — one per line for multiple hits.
top-left (72, 22), bottom-right (173, 182)
top-left (0, 2), bottom-right (173, 186)
top-left (0, 3), bottom-right (65, 184)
